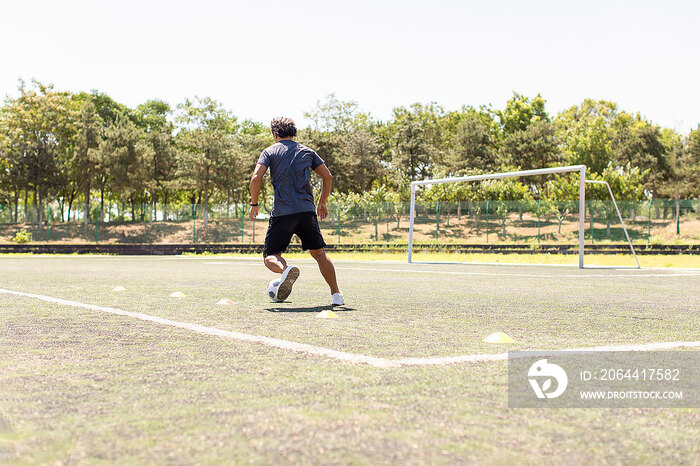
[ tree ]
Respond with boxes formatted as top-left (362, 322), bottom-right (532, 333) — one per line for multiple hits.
top-left (0, 128), bottom-right (15, 221)
top-left (613, 120), bottom-right (670, 215)
top-left (219, 119), bottom-right (270, 219)
top-left (379, 103), bottom-right (447, 182)
top-left (302, 95), bottom-right (381, 193)
top-left (176, 97), bottom-right (237, 228)
top-left (300, 95), bottom-right (356, 192)
top-left (660, 127), bottom-right (700, 227)
top-left (342, 127), bottom-right (384, 193)
top-left (74, 91), bottom-right (131, 220)
top-left (0, 80), bottom-right (74, 224)
top-left (305, 93), bottom-right (360, 133)
top-left (135, 100), bottom-right (177, 218)
top-left (501, 120), bottom-right (562, 170)
top-left (101, 114), bottom-right (151, 220)
top-left (0, 104), bottom-right (20, 221)
top-left (298, 127), bottom-right (344, 189)
top-left (393, 113), bottom-right (431, 181)
top-left (675, 127), bottom-right (700, 199)
top-left (498, 92), bottom-right (549, 135)
top-left (73, 98), bottom-right (103, 225)
top-left (385, 112), bottom-right (428, 181)
top-left (444, 108), bottom-right (499, 173)
top-left (556, 99), bottom-right (627, 175)
top-left (78, 91), bottom-right (131, 128)
top-left (497, 93), bottom-right (561, 187)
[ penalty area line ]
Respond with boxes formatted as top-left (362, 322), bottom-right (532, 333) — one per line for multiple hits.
top-left (0, 287), bottom-right (395, 368)
top-left (1, 287), bottom-right (698, 368)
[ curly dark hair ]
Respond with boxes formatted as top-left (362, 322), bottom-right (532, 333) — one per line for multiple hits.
top-left (270, 117), bottom-right (297, 138)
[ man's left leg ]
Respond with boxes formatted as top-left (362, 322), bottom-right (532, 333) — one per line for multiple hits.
top-left (297, 212), bottom-right (343, 305)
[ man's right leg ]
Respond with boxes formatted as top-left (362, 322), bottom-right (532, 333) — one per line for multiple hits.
top-left (263, 253), bottom-right (299, 301)
top-left (262, 215), bottom-right (299, 301)
top-left (263, 254), bottom-right (287, 274)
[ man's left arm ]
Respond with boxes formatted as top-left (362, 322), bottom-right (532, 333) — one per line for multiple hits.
top-left (314, 163), bottom-right (333, 220)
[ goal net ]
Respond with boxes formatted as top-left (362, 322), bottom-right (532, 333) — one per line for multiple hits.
top-left (407, 165), bottom-right (639, 268)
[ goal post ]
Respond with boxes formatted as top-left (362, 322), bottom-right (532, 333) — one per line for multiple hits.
top-left (407, 165), bottom-right (588, 267)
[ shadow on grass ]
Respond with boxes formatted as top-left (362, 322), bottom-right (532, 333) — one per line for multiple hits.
top-left (265, 305), bottom-right (357, 313)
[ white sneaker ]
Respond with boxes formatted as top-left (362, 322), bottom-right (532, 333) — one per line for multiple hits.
top-left (331, 292), bottom-right (344, 306)
top-left (276, 266), bottom-right (300, 301)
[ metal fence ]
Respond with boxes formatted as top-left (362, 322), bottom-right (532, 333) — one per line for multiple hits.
top-left (1, 199), bottom-right (698, 245)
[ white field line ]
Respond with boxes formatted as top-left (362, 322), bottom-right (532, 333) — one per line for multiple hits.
top-left (2, 287), bottom-right (699, 368)
top-left (331, 266), bottom-right (700, 278)
top-left (0, 287), bottom-right (395, 368)
top-left (7, 254), bottom-right (700, 272)
top-left (396, 341), bottom-right (700, 366)
top-left (203, 261), bottom-right (700, 278)
top-left (181, 255), bottom-right (700, 271)
top-left (328, 266), bottom-right (700, 278)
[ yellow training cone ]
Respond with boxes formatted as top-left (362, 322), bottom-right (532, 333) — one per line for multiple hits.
top-left (316, 310), bottom-right (339, 319)
top-left (483, 332), bottom-right (517, 344)
top-left (169, 291), bottom-right (186, 298)
top-left (216, 298), bottom-right (235, 305)
top-left (112, 286), bottom-right (126, 292)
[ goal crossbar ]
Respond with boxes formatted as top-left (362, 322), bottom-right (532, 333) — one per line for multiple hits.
top-left (408, 165), bottom-right (588, 267)
top-left (411, 165), bottom-right (586, 186)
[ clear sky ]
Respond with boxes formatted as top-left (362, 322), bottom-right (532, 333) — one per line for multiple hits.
top-left (1, 0), bottom-right (698, 133)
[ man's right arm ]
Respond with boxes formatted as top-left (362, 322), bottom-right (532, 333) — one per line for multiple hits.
top-left (314, 163), bottom-right (333, 220)
top-left (249, 163), bottom-right (267, 219)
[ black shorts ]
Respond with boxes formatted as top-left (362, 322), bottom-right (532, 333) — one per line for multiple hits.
top-left (263, 211), bottom-right (326, 256)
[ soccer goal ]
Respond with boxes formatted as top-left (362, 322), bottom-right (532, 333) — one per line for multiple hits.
top-left (407, 165), bottom-right (640, 268)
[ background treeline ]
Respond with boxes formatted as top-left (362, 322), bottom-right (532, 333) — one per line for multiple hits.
top-left (0, 80), bottom-right (698, 226)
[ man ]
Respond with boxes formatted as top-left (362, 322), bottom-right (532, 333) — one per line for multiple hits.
top-left (249, 117), bottom-right (344, 306)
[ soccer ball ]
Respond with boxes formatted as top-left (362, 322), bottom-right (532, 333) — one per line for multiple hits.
top-left (267, 279), bottom-right (280, 301)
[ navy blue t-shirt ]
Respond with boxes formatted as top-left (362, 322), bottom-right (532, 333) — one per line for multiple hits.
top-left (257, 140), bottom-right (325, 217)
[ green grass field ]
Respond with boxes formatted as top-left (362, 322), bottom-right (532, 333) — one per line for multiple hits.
top-left (1, 255), bottom-right (699, 464)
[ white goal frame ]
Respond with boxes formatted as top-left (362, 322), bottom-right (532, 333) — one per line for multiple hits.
top-left (407, 164), bottom-right (639, 269)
